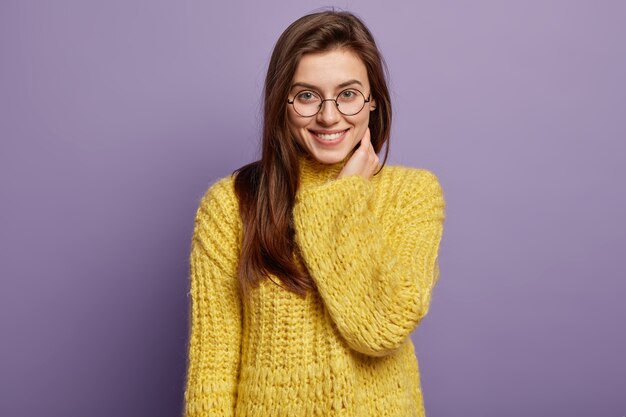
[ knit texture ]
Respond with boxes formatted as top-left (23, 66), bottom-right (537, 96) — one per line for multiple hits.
top-left (183, 152), bottom-right (446, 417)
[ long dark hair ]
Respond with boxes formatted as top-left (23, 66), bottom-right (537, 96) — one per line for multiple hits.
top-left (233, 9), bottom-right (392, 299)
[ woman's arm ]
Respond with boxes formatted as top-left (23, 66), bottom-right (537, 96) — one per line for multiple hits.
top-left (183, 178), bottom-right (242, 417)
top-left (293, 168), bottom-right (445, 357)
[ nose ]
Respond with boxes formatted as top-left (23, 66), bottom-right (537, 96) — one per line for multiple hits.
top-left (316, 99), bottom-right (341, 125)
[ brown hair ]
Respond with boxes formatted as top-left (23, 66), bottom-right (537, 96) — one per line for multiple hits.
top-left (233, 9), bottom-right (392, 299)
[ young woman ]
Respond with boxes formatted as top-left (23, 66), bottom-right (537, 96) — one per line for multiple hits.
top-left (183, 10), bottom-right (446, 417)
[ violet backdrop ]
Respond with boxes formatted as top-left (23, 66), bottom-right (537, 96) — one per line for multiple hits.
top-left (1, 1), bottom-right (625, 416)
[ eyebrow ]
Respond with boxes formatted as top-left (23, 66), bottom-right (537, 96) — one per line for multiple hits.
top-left (290, 79), bottom-right (363, 91)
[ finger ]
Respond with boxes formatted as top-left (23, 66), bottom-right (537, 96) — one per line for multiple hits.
top-left (356, 130), bottom-right (370, 157)
top-left (361, 127), bottom-right (371, 145)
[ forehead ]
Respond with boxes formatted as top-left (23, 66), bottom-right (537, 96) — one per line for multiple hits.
top-left (292, 48), bottom-right (369, 88)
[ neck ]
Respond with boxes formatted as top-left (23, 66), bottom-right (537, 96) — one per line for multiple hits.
top-left (297, 152), bottom-right (351, 188)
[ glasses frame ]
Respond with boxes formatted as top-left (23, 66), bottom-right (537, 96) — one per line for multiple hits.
top-left (287, 88), bottom-right (371, 117)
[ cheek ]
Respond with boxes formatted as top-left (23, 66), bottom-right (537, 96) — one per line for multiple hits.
top-left (349, 113), bottom-right (371, 143)
top-left (286, 112), bottom-right (309, 149)
top-left (353, 112), bottom-right (371, 131)
top-left (287, 110), bottom-right (307, 131)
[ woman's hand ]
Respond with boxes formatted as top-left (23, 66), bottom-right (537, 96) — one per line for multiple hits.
top-left (337, 128), bottom-right (381, 180)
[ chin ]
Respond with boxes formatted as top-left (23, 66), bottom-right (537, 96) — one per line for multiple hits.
top-left (306, 144), bottom-right (355, 165)
top-left (312, 153), bottom-right (345, 165)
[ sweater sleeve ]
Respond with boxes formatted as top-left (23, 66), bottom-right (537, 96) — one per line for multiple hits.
top-left (183, 177), bottom-right (242, 417)
top-left (293, 169), bottom-right (445, 357)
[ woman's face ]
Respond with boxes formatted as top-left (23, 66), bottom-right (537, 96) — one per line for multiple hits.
top-left (287, 48), bottom-right (376, 165)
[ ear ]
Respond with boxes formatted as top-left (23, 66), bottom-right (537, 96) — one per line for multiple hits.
top-left (369, 97), bottom-right (377, 111)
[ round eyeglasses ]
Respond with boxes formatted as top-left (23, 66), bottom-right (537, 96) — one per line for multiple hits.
top-left (287, 88), bottom-right (371, 117)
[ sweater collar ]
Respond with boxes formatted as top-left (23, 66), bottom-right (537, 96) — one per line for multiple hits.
top-left (297, 151), bottom-right (351, 188)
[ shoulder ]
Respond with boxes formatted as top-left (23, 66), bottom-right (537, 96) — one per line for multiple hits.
top-left (199, 174), bottom-right (238, 208)
top-left (194, 174), bottom-right (241, 234)
top-left (191, 174), bottom-right (241, 271)
top-left (376, 165), bottom-right (446, 224)
top-left (379, 165), bottom-right (444, 201)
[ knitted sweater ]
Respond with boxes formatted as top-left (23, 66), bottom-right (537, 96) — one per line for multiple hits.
top-left (183, 152), bottom-right (446, 417)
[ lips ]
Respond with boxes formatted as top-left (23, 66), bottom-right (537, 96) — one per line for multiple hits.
top-left (309, 128), bottom-right (349, 141)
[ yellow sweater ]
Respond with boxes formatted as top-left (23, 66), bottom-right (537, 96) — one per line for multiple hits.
top-left (183, 152), bottom-right (446, 417)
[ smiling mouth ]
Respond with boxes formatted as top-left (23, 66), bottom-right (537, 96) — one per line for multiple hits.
top-left (309, 128), bottom-right (349, 141)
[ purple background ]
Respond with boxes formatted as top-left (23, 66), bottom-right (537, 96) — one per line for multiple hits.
top-left (1, 1), bottom-right (625, 416)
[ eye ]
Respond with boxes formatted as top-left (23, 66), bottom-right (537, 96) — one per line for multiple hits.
top-left (296, 91), bottom-right (319, 102)
top-left (339, 89), bottom-right (358, 100)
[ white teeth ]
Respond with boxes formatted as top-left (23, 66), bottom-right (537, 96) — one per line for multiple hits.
top-left (314, 130), bottom-right (347, 140)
